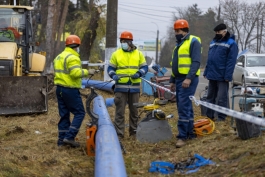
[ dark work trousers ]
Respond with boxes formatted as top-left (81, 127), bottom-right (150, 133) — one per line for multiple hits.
top-left (175, 77), bottom-right (199, 140)
top-left (114, 92), bottom-right (139, 137)
top-left (206, 80), bottom-right (229, 121)
top-left (56, 86), bottom-right (85, 145)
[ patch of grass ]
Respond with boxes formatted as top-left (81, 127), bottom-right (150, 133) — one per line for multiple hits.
top-left (0, 85), bottom-right (265, 176)
top-left (0, 162), bottom-right (22, 177)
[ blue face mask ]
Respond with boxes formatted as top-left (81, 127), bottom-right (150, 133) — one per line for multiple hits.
top-left (121, 43), bottom-right (129, 50)
top-left (76, 47), bottom-right (80, 53)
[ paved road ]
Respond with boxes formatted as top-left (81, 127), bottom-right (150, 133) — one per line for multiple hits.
top-left (158, 68), bottom-right (241, 111)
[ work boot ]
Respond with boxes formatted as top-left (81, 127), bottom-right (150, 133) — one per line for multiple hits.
top-left (176, 139), bottom-right (186, 148)
top-left (57, 139), bottom-right (65, 147)
top-left (63, 139), bottom-right (80, 148)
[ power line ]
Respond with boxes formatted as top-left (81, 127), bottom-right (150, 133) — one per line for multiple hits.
top-left (119, 3), bottom-right (176, 13)
top-left (119, 9), bottom-right (171, 22)
top-left (119, 2), bottom-right (176, 8)
top-left (119, 7), bottom-right (173, 19)
top-left (119, 0), bottom-right (211, 9)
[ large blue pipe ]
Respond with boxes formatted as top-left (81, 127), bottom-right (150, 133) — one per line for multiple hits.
top-left (93, 95), bottom-right (127, 177)
top-left (82, 79), bottom-right (115, 92)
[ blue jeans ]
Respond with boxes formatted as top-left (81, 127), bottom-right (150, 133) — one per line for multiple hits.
top-left (206, 80), bottom-right (229, 120)
top-left (56, 86), bottom-right (85, 145)
top-left (175, 77), bottom-right (199, 140)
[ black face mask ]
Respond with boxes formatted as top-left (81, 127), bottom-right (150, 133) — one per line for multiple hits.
top-left (175, 34), bottom-right (183, 43)
top-left (214, 34), bottom-right (223, 40)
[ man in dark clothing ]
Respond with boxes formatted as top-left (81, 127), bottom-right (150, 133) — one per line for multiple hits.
top-left (169, 19), bottom-right (201, 148)
top-left (203, 23), bottom-right (238, 121)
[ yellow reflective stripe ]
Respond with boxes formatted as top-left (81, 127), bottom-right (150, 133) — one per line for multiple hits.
top-left (117, 66), bottom-right (139, 69)
top-left (179, 64), bottom-right (191, 67)
top-left (179, 54), bottom-right (190, 58)
top-left (54, 70), bottom-right (65, 73)
top-left (69, 65), bottom-right (81, 71)
top-left (115, 85), bottom-right (140, 89)
top-left (117, 74), bottom-right (130, 77)
top-left (54, 54), bottom-right (72, 74)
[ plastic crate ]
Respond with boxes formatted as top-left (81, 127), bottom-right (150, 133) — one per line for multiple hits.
top-left (141, 72), bottom-right (156, 96)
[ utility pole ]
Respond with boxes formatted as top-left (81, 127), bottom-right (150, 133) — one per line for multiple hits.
top-left (104, 0), bottom-right (118, 81)
top-left (152, 22), bottom-right (159, 64)
top-left (155, 30), bottom-right (159, 64)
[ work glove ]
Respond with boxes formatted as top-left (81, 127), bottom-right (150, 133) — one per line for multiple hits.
top-left (89, 69), bottom-right (95, 75)
top-left (112, 75), bottom-right (120, 81)
top-left (152, 64), bottom-right (160, 72)
top-left (131, 73), bottom-right (140, 79)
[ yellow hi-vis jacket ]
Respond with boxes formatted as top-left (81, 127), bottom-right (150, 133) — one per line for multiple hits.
top-left (171, 35), bottom-right (201, 76)
top-left (109, 48), bottom-right (147, 89)
top-left (53, 47), bottom-right (88, 88)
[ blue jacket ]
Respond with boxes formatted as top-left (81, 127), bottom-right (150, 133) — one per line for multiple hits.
top-left (170, 33), bottom-right (201, 83)
top-left (203, 32), bottom-right (238, 81)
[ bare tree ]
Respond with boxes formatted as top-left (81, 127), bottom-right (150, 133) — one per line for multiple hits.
top-left (220, 0), bottom-right (265, 52)
top-left (45, 0), bottom-right (56, 73)
top-left (54, 0), bottom-right (69, 55)
top-left (79, 2), bottom-right (101, 61)
top-left (50, 0), bottom-right (62, 59)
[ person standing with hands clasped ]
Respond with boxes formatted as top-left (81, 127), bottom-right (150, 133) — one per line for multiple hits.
top-left (203, 24), bottom-right (238, 121)
top-left (169, 19), bottom-right (201, 148)
top-left (53, 35), bottom-right (95, 148)
top-left (107, 31), bottom-right (148, 138)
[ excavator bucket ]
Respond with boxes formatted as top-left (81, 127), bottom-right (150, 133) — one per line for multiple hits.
top-left (0, 76), bottom-right (48, 115)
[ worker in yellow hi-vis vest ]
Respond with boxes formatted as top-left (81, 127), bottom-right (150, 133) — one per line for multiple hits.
top-left (53, 35), bottom-right (95, 148)
top-left (169, 19), bottom-right (201, 148)
top-left (107, 31), bottom-right (148, 138)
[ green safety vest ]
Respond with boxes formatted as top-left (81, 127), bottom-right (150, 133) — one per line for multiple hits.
top-left (109, 48), bottom-right (146, 85)
top-left (53, 47), bottom-right (88, 88)
top-left (171, 35), bottom-right (201, 76)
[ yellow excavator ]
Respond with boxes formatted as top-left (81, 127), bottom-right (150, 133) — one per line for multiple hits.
top-left (0, 0), bottom-right (47, 115)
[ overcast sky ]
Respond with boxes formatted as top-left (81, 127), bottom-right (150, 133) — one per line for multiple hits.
top-left (116, 0), bottom-right (221, 41)
top-left (71, 0), bottom-right (264, 41)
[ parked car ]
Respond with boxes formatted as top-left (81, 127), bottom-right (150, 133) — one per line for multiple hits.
top-left (232, 53), bottom-right (265, 87)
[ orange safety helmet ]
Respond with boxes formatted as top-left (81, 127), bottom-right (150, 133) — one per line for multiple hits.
top-left (174, 19), bottom-right (189, 29)
top-left (65, 35), bottom-right (81, 46)
top-left (120, 31), bottom-right (133, 40)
